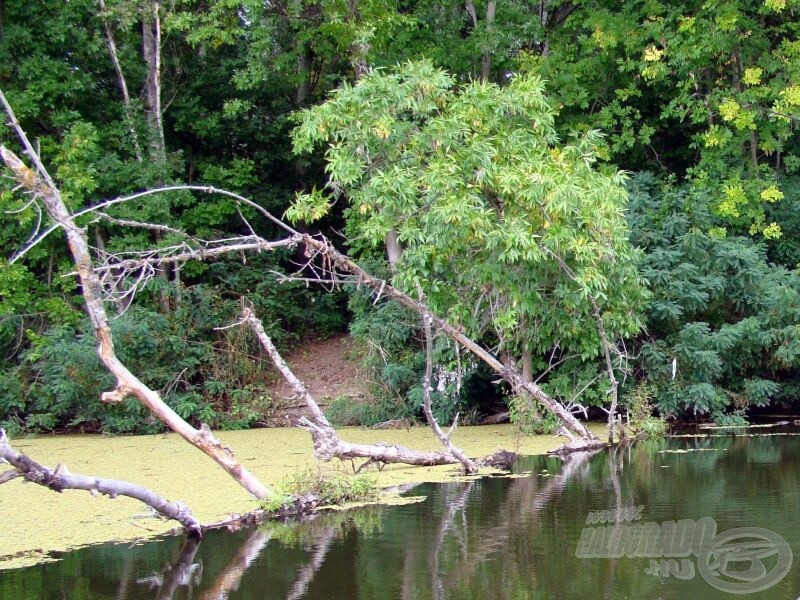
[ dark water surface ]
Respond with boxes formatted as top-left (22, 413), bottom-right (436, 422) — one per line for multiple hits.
top-left (3, 431), bottom-right (800, 599)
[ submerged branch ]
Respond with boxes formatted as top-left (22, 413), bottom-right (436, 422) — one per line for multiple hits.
top-left (0, 429), bottom-right (202, 537)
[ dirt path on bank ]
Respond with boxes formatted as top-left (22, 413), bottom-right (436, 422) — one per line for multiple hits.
top-left (264, 335), bottom-right (372, 424)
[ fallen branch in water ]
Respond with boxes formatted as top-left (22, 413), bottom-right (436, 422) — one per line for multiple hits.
top-left (0, 92), bottom-right (272, 501)
top-left (240, 307), bottom-right (515, 472)
top-left (0, 429), bottom-right (203, 537)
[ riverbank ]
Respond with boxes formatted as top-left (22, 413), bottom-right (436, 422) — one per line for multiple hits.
top-left (0, 423), bottom-right (608, 570)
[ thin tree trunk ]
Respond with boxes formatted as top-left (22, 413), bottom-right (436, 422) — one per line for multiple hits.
top-left (141, 2), bottom-right (173, 310)
top-left (142, 1), bottom-right (166, 167)
top-left (94, 227), bottom-right (128, 315)
top-left (299, 235), bottom-right (598, 441)
top-left (297, 48), bottom-right (312, 105)
top-left (386, 229), bottom-right (403, 269)
top-left (539, 0), bottom-right (550, 56)
top-left (481, 0), bottom-right (496, 82)
top-left (98, 0), bottom-right (143, 162)
top-left (0, 429), bottom-right (202, 536)
top-left (0, 92), bottom-right (273, 501)
top-left (537, 244), bottom-right (620, 443)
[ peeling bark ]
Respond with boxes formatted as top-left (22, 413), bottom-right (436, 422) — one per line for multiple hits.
top-left (0, 429), bottom-right (202, 536)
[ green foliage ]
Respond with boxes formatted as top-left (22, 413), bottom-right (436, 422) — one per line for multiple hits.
top-left (628, 173), bottom-right (800, 419)
top-left (325, 395), bottom-right (414, 427)
top-left (0, 299), bottom-right (276, 433)
top-left (509, 395), bottom-right (559, 435)
top-left (534, 0), bottom-right (800, 239)
top-left (293, 61), bottom-right (647, 423)
top-left (623, 382), bottom-right (667, 439)
top-left (260, 467), bottom-right (378, 510)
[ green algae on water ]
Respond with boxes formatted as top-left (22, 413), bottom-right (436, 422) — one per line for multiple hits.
top-left (0, 422), bottom-right (606, 570)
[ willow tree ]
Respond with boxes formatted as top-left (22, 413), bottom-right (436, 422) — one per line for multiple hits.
top-left (291, 60), bottom-right (647, 434)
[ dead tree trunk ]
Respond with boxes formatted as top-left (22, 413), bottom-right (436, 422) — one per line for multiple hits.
top-left (0, 92), bottom-right (273, 501)
top-left (242, 307), bottom-right (496, 470)
top-left (0, 429), bottom-right (202, 536)
top-left (298, 235), bottom-right (599, 442)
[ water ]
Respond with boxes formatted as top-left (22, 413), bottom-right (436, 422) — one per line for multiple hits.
top-left (3, 431), bottom-right (800, 599)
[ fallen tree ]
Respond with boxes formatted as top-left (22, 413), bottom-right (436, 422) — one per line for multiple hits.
top-left (0, 90), bottom-right (273, 501)
top-left (0, 429), bottom-right (202, 536)
top-left (241, 307), bottom-right (504, 472)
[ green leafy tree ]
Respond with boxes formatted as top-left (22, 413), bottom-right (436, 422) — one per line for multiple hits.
top-left (291, 60), bottom-right (647, 422)
top-left (536, 0), bottom-right (800, 240)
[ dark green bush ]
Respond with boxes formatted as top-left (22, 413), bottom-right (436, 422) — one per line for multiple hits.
top-left (627, 173), bottom-right (800, 421)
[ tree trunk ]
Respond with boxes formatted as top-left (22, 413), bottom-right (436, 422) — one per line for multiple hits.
top-left (300, 235), bottom-right (598, 441)
top-left (0, 429), bottom-right (202, 536)
top-left (297, 47), bottom-right (312, 105)
top-left (386, 229), bottom-right (403, 269)
top-left (481, 0), bottom-right (497, 82)
top-left (0, 95), bottom-right (273, 501)
top-left (142, 1), bottom-right (167, 168)
top-left (98, 0), bottom-right (143, 162)
top-left (141, 2), bottom-right (173, 310)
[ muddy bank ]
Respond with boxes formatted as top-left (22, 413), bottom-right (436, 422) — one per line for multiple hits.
top-left (0, 423), bottom-right (606, 570)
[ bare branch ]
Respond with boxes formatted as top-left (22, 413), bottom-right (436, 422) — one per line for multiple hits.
top-left (420, 295), bottom-right (477, 474)
top-left (1, 99), bottom-right (274, 501)
top-left (0, 429), bottom-right (202, 536)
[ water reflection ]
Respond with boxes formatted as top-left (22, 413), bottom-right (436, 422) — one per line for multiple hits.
top-left (3, 433), bottom-right (800, 599)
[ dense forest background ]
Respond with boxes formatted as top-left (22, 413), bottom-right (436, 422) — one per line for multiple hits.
top-left (2, 0), bottom-right (800, 435)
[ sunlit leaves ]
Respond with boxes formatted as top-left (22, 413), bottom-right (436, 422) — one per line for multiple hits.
top-left (292, 61), bottom-right (647, 396)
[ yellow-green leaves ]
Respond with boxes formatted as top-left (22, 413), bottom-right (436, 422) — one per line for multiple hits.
top-left (291, 61), bottom-right (646, 375)
top-left (286, 188), bottom-right (332, 224)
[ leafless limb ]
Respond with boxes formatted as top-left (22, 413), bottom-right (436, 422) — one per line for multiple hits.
top-left (238, 305), bottom-right (518, 468)
top-left (420, 298), bottom-right (478, 474)
top-left (0, 429), bottom-right (202, 536)
top-left (93, 212), bottom-right (187, 236)
top-left (9, 183), bottom-right (300, 265)
top-left (1, 90), bottom-right (274, 500)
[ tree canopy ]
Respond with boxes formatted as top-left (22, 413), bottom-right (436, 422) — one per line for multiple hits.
top-left (1, 0), bottom-right (800, 432)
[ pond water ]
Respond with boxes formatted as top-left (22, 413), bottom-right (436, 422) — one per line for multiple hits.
top-left (3, 430), bottom-right (800, 599)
